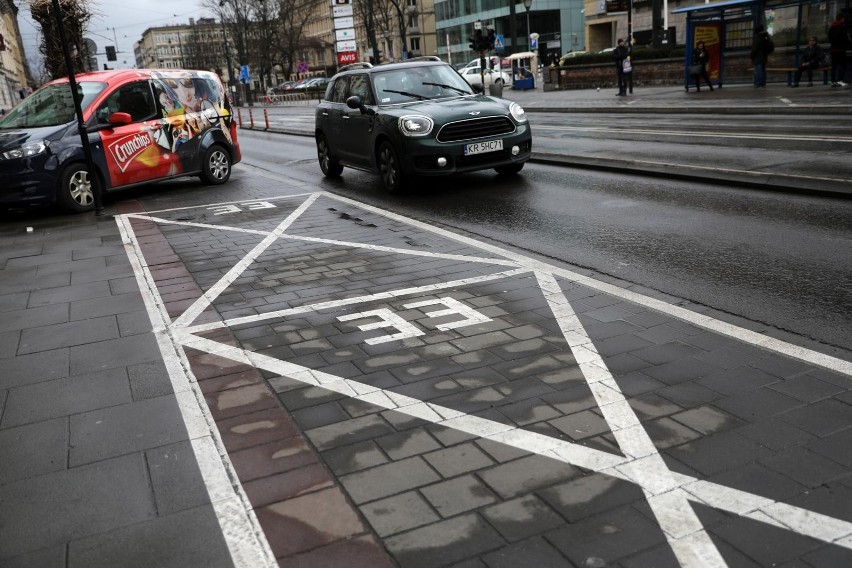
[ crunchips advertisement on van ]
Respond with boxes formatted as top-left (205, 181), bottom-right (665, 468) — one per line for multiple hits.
top-left (0, 69), bottom-right (241, 213)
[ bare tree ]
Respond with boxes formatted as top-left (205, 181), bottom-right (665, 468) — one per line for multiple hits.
top-left (182, 25), bottom-right (225, 72)
top-left (276, 0), bottom-right (322, 79)
top-left (29, 0), bottom-right (93, 79)
top-left (247, 0), bottom-right (280, 90)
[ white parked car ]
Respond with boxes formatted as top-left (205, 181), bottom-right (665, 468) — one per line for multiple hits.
top-left (459, 67), bottom-right (512, 87)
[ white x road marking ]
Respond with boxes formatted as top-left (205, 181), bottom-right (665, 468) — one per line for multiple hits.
top-left (117, 191), bottom-right (852, 568)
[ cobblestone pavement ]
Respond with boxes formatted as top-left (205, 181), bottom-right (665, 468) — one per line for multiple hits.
top-left (1, 146), bottom-right (851, 566)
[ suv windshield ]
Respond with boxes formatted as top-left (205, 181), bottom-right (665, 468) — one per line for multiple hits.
top-left (373, 65), bottom-right (473, 104)
top-left (0, 82), bottom-right (107, 129)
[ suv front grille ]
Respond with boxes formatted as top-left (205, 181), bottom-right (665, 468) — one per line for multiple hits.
top-left (437, 117), bottom-right (516, 143)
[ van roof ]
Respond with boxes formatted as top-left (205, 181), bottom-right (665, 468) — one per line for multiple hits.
top-left (47, 69), bottom-right (221, 87)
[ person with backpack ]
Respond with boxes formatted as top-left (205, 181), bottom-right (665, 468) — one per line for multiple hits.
top-left (828, 13), bottom-right (849, 87)
top-left (793, 36), bottom-right (825, 87)
top-left (751, 24), bottom-right (775, 87)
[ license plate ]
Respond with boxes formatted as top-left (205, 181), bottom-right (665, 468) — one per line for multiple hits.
top-left (464, 139), bottom-right (503, 156)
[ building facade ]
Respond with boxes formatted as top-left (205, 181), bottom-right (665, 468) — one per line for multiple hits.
top-left (0, 0), bottom-right (31, 113)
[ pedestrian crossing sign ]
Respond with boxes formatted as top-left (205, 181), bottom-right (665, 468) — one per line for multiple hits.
top-left (494, 34), bottom-right (505, 52)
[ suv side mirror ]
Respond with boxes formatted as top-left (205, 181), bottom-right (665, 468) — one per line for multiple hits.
top-left (345, 95), bottom-right (376, 116)
top-left (471, 84), bottom-right (484, 94)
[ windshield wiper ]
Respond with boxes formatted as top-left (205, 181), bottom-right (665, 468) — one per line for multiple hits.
top-left (422, 82), bottom-right (469, 95)
top-left (382, 89), bottom-right (428, 101)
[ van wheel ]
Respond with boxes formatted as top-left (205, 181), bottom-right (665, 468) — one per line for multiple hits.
top-left (377, 141), bottom-right (405, 193)
top-left (494, 163), bottom-right (524, 175)
top-left (317, 134), bottom-right (343, 177)
top-left (200, 144), bottom-right (231, 185)
top-left (58, 163), bottom-right (95, 213)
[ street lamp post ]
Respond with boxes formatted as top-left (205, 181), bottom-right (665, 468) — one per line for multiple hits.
top-left (523, 0), bottom-right (532, 51)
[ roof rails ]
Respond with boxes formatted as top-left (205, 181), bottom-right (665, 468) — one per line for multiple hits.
top-left (338, 62), bottom-right (373, 72)
top-left (405, 56), bottom-right (443, 62)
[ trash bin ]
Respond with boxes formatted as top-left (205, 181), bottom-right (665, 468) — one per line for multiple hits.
top-left (488, 82), bottom-right (503, 97)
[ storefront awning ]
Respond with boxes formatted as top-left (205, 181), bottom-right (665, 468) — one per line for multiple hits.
top-left (671, 0), bottom-right (754, 14)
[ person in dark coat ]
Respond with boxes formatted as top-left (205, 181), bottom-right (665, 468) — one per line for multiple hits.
top-left (828, 13), bottom-right (849, 87)
top-left (613, 38), bottom-right (630, 96)
top-left (793, 36), bottom-right (824, 87)
top-left (750, 24), bottom-right (774, 87)
top-left (691, 41), bottom-right (714, 91)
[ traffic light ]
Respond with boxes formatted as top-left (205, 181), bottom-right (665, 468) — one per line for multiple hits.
top-left (487, 29), bottom-right (496, 50)
top-left (105, 45), bottom-right (116, 61)
top-left (469, 35), bottom-right (476, 50)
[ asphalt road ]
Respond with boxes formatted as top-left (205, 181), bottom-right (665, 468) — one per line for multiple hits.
top-left (237, 128), bottom-right (852, 358)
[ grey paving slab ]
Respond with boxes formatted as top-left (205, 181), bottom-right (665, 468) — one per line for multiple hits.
top-left (69, 333), bottom-right (163, 375)
top-left (0, 303), bottom-right (69, 334)
top-left (17, 314), bottom-right (119, 354)
top-left (0, 348), bottom-right (69, 388)
top-left (420, 474), bottom-right (499, 517)
top-left (1, 367), bottom-right (131, 428)
top-left (339, 456), bottom-right (441, 504)
top-left (0, 417), bottom-right (68, 484)
top-left (69, 395), bottom-right (191, 466)
top-left (146, 440), bottom-right (213, 516)
top-left (27, 280), bottom-right (111, 308)
top-left (0, 290), bottom-right (29, 312)
top-left (384, 513), bottom-right (505, 568)
top-left (0, 545), bottom-right (66, 568)
top-left (477, 455), bottom-right (582, 500)
top-left (361, 491), bottom-right (441, 537)
top-left (778, 399), bottom-right (852, 437)
top-left (67, 504), bottom-right (234, 568)
top-left (0, 453), bottom-right (156, 559)
top-left (546, 504), bottom-right (668, 567)
top-left (480, 495), bottom-right (565, 543)
top-left (0, 330), bottom-right (19, 358)
top-left (481, 536), bottom-right (573, 568)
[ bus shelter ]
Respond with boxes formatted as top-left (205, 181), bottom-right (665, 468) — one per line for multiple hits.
top-left (673, 0), bottom-right (850, 90)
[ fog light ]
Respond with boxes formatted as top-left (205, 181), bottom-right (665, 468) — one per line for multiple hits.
top-left (437, 157), bottom-right (448, 167)
top-left (511, 145), bottom-right (520, 156)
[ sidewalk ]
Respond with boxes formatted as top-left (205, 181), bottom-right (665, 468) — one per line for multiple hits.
top-left (2, 84), bottom-right (852, 568)
top-left (243, 83), bottom-right (852, 197)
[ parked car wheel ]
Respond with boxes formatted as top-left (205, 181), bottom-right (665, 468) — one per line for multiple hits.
top-left (494, 163), bottom-right (524, 175)
top-left (316, 135), bottom-right (343, 177)
top-left (57, 163), bottom-right (95, 213)
top-left (377, 141), bottom-right (405, 193)
top-left (200, 144), bottom-right (231, 185)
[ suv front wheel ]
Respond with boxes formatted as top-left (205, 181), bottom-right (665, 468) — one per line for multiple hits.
top-left (377, 141), bottom-right (405, 193)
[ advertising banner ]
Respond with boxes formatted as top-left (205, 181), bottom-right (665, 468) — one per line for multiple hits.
top-left (693, 23), bottom-right (722, 81)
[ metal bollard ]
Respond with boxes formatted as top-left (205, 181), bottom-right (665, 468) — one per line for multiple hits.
top-left (248, 108), bottom-right (254, 129)
top-left (263, 108), bottom-right (270, 130)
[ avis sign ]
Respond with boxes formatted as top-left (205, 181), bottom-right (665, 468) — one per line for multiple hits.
top-left (338, 51), bottom-right (358, 65)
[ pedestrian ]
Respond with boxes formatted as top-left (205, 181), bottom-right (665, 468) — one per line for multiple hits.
top-left (793, 36), bottom-right (824, 87)
top-left (690, 40), bottom-right (714, 91)
top-left (613, 38), bottom-right (630, 96)
top-left (828, 13), bottom-right (849, 87)
top-left (750, 24), bottom-right (774, 87)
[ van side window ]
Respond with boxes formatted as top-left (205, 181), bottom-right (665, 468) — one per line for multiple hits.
top-left (95, 82), bottom-right (156, 124)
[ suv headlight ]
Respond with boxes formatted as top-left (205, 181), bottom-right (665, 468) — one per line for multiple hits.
top-left (398, 115), bottom-right (434, 137)
top-left (509, 103), bottom-right (527, 123)
top-left (1, 140), bottom-right (49, 160)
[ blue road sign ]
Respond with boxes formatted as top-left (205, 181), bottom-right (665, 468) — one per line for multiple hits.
top-left (239, 65), bottom-right (250, 84)
top-left (494, 34), bottom-right (505, 52)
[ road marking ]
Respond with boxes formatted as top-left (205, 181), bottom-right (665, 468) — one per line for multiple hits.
top-left (119, 191), bottom-right (852, 567)
top-left (535, 123), bottom-right (852, 143)
top-left (116, 215), bottom-right (277, 568)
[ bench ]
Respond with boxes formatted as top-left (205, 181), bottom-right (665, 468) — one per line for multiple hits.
top-left (763, 66), bottom-right (832, 86)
